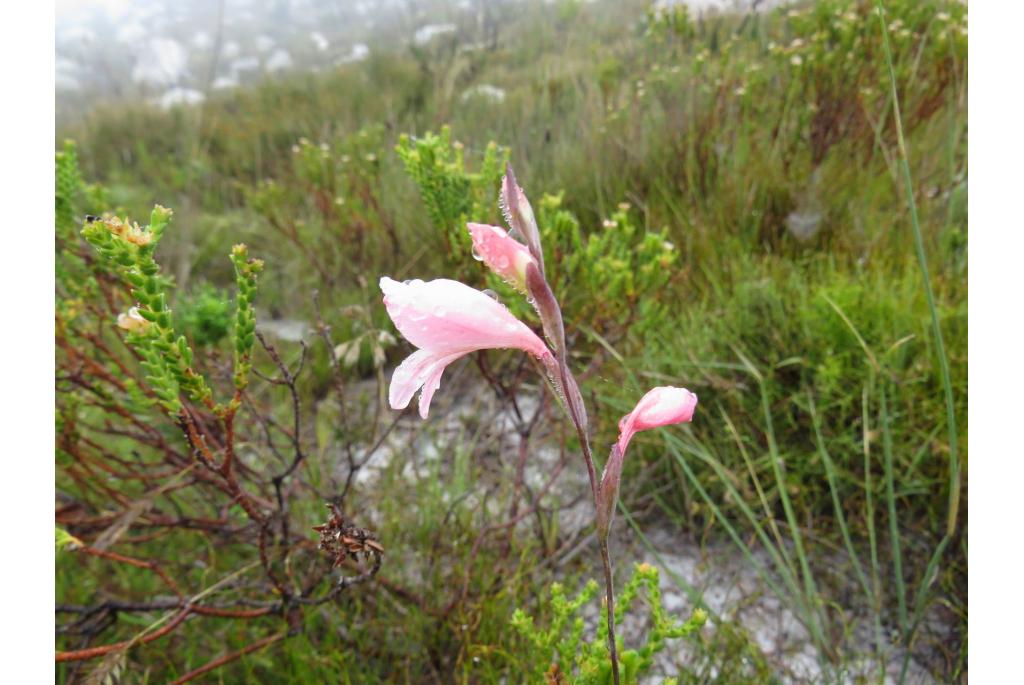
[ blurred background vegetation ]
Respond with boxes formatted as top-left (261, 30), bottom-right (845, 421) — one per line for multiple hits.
top-left (56, 0), bottom-right (966, 682)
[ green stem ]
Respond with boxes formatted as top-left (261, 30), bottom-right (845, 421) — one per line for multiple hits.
top-left (555, 359), bottom-right (619, 685)
top-left (598, 534), bottom-right (620, 685)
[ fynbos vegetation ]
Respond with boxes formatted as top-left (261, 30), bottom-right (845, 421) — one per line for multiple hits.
top-left (56, 0), bottom-right (966, 682)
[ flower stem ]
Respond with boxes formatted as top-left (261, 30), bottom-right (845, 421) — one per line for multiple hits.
top-left (557, 360), bottom-right (618, 679)
top-left (599, 534), bottom-right (620, 685)
top-left (557, 360), bottom-right (620, 685)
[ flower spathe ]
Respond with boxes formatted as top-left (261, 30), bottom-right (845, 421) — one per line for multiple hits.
top-left (616, 386), bottom-right (698, 455)
top-left (467, 222), bottom-right (537, 292)
top-left (501, 165), bottom-right (545, 273)
top-left (380, 277), bottom-right (553, 419)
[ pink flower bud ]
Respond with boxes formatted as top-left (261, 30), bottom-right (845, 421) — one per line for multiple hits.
top-left (380, 277), bottom-right (554, 419)
top-left (597, 386), bottom-right (697, 539)
top-left (616, 386), bottom-right (698, 455)
top-left (467, 222), bottom-right (537, 292)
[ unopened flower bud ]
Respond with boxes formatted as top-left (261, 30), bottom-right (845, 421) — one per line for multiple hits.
top-left (467, 223), bottom-right (538, 292)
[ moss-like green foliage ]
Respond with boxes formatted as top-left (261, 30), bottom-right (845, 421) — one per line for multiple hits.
top-left (229, 244), bottom-right (263, 396)
top-left (512, 564), bottom-right (706, 683)
top-left (396, 125), bottom-right (508, 267)
top-left (81, 206), bottom-right (214, 412)
top-left (74, 163), bottom-right (263, 416)
top-left (175, 283), bottom-right (233, 348)
top-left (55, 140), bottom-right (83, 238)
top-left (538, 195), bottom-right (677, 338)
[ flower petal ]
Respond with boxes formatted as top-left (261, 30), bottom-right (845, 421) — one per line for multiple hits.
top-left (417, 353), bottom-right (460, 419)
top-left (388, 348), bottom-right (467, 417)
top-left (379, 277), bottom-right (550, 358)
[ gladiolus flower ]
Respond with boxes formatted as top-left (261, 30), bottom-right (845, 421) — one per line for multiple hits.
top-left (616, 386), bottom-right (698, 455)
top-left (380, 277), bottom-right (553, 419)
top-left (117, 307), bottom-right (151, 333)
top-left (467, 222), bottom-right (537, 292)
top-left (597, 386), bottom-right (698, 538)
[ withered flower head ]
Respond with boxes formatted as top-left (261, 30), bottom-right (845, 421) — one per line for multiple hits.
top-left (312, 503), bottom-right (384, 569)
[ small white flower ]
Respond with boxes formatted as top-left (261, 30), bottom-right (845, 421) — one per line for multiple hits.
top-left (117, 307), bottom-right (151, 333)
top-left (104, 216), bottom-right (153, 246)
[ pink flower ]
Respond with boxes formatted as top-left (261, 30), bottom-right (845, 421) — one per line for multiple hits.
top-left (380, 277), bottom-right (554, 419)
top-left (467, 222), bottom-right (538, 292)
top-left (597, 386), bottom-right (697, 538)
top-left (616, 386), bottom-right (698, 455)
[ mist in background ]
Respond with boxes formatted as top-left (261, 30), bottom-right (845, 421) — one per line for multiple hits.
top-left (55, 0), bottom-right (778, 128)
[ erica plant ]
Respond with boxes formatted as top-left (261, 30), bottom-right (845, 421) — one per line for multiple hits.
top-left (379, 166), bottom-right (698, 682)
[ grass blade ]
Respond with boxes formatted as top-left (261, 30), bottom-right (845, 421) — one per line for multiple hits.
top-left (874, 0), bottom-right (961, 537)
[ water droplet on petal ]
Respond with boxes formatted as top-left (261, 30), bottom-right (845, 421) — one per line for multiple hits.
top-left (496, 255), bottom-right (510, 269)
top-left (482, 289), bottom-right (499, 301)
top-left (471, 245), bottom-right (485, 262)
